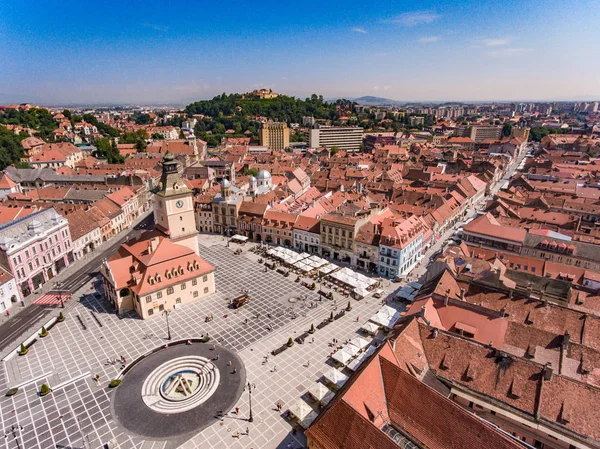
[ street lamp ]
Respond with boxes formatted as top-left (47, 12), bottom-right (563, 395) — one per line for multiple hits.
top-left (56, 281), bottom-right (64, 308)
top-left (247, 381), bottom-right (256, 422)
top-left (4, 424), bottom-right (23, 449)
top-left (163, 310), bottom-right (172, 340)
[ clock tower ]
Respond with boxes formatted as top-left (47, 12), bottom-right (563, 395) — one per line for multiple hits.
top-left (153, 152), bottom-right (199, 254)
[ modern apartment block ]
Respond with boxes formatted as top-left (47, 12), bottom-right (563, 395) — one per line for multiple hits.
top-left (308, 125), bottom-right (363, 152)
top-left (469, 125), bottom-right (503, 142)
top-left (259, 121), bottom-right (289, 151)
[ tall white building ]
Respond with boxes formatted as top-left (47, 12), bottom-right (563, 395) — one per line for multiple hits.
top-left (308, 126), bottom-right (363, 152)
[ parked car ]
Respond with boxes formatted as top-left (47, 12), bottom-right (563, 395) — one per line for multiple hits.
top-left (373, 289), bottom-right (385, 298)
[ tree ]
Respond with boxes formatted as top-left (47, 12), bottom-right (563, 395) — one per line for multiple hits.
top-left (62, 109), bottom-right (72, 120)
top-left (151, 133), bottom-right (164, 140)
top-left (134, 113), bottom-right (153, 125)
top-left (244, 168), bottom-right (258, 177)
top-left (330, 146), bottom-right (341, 156)
top-left (502, 123), bottom-right (513, 137)
top-left (0, 126), bottom-right (26, 169)
top-left (39, 383), bottom-right (51, 396)
top-left (287, 337), bottom-right (294, 347)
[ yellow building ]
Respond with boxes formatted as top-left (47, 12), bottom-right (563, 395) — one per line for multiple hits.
top-left (259, 121), bottom-right (289, 151)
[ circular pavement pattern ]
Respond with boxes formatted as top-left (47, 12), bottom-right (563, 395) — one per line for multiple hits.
top-left (111, 342), bottom-right (245, 440)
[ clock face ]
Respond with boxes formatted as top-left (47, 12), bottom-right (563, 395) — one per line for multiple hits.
top-left (175, 200), bottom-right (184, 208)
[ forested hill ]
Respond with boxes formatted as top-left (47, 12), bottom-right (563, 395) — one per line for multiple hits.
top-left (185, 93), bottom-right (354, 123)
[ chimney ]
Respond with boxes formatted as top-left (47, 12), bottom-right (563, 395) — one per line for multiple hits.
top-left (508, 289), bottom-right (513, 299)
top-left (149, 237), bottom-right (159, 253)
top-left (420, 306), bottom-right (427, 320)
top-left (460, 288), bottom-right (465, 301)
top-left (432, 328), bottom-right (439, 339)
top-left (444, 289), bottom-right (450, 306)
top-left (543, 362), bottom-right (553, 381)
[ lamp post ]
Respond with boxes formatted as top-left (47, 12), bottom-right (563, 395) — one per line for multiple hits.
top-left (247, 381), bottom-right (256, 422)
top-left (4, 424), bottom-right (23, 449)
top-left (163, 310), bottom-right (172, 340)
top-left (56, 281), bottom-right (64, 308)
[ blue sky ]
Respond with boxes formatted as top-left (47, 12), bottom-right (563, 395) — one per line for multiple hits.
top-left (1, 0), bottom-right (599, 104)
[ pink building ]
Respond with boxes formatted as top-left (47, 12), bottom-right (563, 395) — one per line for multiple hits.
top-left (0, 208), bottom-right (73, 297)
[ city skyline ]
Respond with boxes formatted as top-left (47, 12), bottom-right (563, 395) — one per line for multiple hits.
top-left (1, 0), bottom-right (599, 104)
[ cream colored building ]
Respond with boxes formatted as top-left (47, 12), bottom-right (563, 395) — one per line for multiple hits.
top-left (101, 235), bottom-right (216, 318)
top-left (259, 121), bottom-right (289, 151)
top-left (154, 152), bottom-right (199, 254)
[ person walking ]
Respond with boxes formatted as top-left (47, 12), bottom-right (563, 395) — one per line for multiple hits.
top-left (235, 407), bottom-right (239, 415)
top-left (246, 427), bottom-right (250, 436)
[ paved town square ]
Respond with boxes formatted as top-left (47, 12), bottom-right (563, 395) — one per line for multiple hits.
top-left (0, 235), bottom-right (401, 449)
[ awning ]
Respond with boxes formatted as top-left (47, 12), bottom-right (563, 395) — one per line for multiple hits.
top-left (230, 234), bottom-right (248, 242)
top-left (308, 382), bottom-right (333, 401)
top-left (289, 399), bottom-right (314, 421)
top-left (360, 321), bottom-right (380, 334)
top-left (348, 337), bottom-right (370, 351)
top-left (323, 368), bottom-right (348, 389)
top-left (331, 349), bottom-right (353, 365)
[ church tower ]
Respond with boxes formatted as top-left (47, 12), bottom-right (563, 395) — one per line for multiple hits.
top-left (153, 152), bottom-right (199, 254)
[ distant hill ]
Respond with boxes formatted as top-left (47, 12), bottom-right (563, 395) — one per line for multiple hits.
top-left (352, 96), bottom-right (402, 106)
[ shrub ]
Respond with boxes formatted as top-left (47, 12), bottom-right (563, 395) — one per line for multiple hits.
top-left (201, 336), bottom-right (210, 343)
top-left (310, 282), bottom-right (316, 290)
top-left (108, 379), bottom-right (121, 388)
top-left (57, 312), bottom-right (65, 322)
top-left (309, 324), bottom-right (315, 334)
top-left (272, 263), bottom-right (277, 270)
top-left (329, 312), bottom-right (334, 322)
top-left (287, 337), bottom-right (294, 347)
top-left (5, 388), bottom-right (18, 397)
top-left (40, 326), bottom-right (48, 337)
top-left (18, 343), bottom-right (28, 356)
top-left (346, 301), bottom-right (352, 311)
top-left (39, 383), bottom-right (51, 396)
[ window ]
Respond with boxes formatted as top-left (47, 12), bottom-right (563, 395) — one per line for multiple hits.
top-left (182, 228), bottom-right (185, 232)
top-left (167, 287), bottom-right (174, 295)
top-left (148, 309), bottom-right (154, 316)
top-left (203, 275), bottom-right (208, 282)
top-left (28, 262), bottom-right (33, 271)
top-left (181, 283), bottom-right (186, 290)
top-left (157, 291), bottom-right (162, 299)
top-left (192, 279), bottom-right (197, 286)
top-left (176, 297), bottom-right (182, 304)
top-left (145, 296), bottom-right (152, 303)
top-left (204, 287), bottom-right (209, 294)
top-left (25, 250), bottom-right (29, 258)
top-left (193, 291), bottom-right (198, 298)
top-left (180, 216), bottom-right (183, 221)
top-left (12, 258), bottom-right (17, 266)
top-left (17, 255), bottom-right (21, 264)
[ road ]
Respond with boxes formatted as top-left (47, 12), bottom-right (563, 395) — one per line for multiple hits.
top-left (0, 213), bottom-right (154, 353)
top-left (409, 145), bottom-right (530, 282)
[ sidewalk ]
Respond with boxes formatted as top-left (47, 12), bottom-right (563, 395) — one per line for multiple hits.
top-left (0, 211), bottom-right (152, 327)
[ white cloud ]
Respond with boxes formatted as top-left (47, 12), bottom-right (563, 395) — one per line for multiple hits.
top-left (386, 10), bottom-right (441, 26)
top-left (351, 27), bottom-right (368, 34)
top-left (489, 47), bottom-right (531, 57)
top-left (482, 38), bottom-right (510, 46)
top-left (419, 36), bottom-right (440, 43)
top-left (143, 23), bottom-right (169, 32)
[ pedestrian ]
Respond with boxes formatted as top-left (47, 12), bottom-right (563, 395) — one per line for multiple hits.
top-left (235, 431), bottom-right (240, 438)
top-left (356, 316), bottom-right (360, 322)
top-left (227, 360), bottom-right (232, 366)
top-left (306, 360), bottom-right (310, 367)
top-left (233, 367), bottom-right (237, 374)
top-left (273, 365), bottom-right (277, 372)
top-left (246, 427), bottom-right (249, 436)
top-left (235, 407), bottom-right (239, 414)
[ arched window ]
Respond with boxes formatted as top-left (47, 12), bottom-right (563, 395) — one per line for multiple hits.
top-left (119, 288), bottom-right (129, 298)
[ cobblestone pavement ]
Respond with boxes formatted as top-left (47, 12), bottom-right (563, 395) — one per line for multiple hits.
top-left (0, 235), bottom-right (403, 449)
